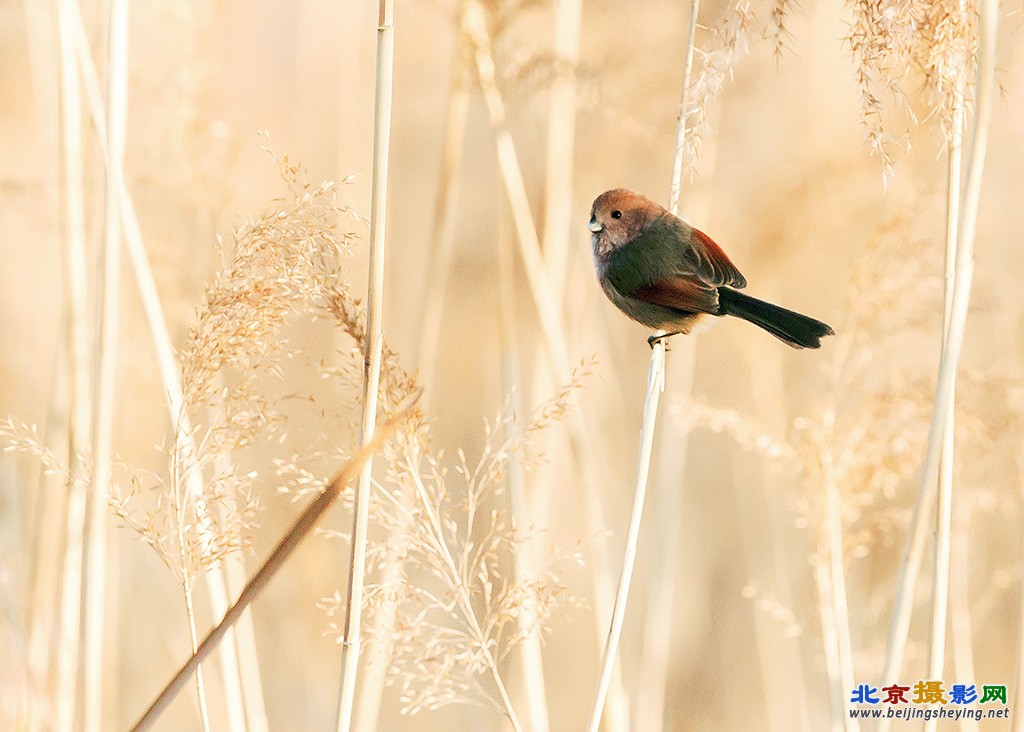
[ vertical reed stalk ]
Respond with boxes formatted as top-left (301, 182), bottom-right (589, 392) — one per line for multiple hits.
top-left (416, 29), bottom-right (471, 399)
top-left (747, 337), bottom-right (813, 732)
top-left (586, 1), bottom-right (699, 729)
top-left (462, 7), bottom-right (628, 726)
top-left (22, 6), bottom-right (65, 724)
top-left (462, 1), bottom-right (571, 376)
top-left (359, 37), bottom-right (470, 728)
top-left (210, 435), bottom-right (265, 732)
top-left (500, 0), bottom-right (583, 722)
top-left (27, 353), bottom-right (69, 729)
top-left (352, 556), bottom-right (402, 732)
top-left (823, 449), bottom-right (858, 731)
top-left (586, 345), bottom-right (665, 732)
top-left (82, 0), bottom-right (127, 727)
top-left (498, 206), bottom-right (551, 732)
top-left (815, 553), bottom-right (845, 732)
top-left (506, 431), bottom-right (550, 732)
top-left (223, 521), bottom-right (270, 732)
top-left (924, 11), bottom-right (966, 726)
top-left (952, 495), bottom-right (978, 732)
top-left (181, 572), bottom-right (211, 731)
top-left (576, 459), bottom-right (630, 732)
top-left (67, 9), bottom-right (251, 725)
top-left (670, 1), bottom-right (700, 216)
top-left (881, 0), bottom-right (998, 686)
top-left (533, 9), bottom-right (586, 722)
top-left (541, 0), bottom-right (581, 290)
top-left (335, 3), bottom-right (395, 730)
top-left (633, 346), bottom-right (694, 732)
top-left (55, 1), bottom-right (90, 728)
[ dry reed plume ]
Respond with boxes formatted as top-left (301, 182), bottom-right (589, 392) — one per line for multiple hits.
top-left (114, 150), bottom-right (358, 584)
top-left (319, 373), bottom-right (588, 723)
top-left (846, 0), bottom-right (979, 176)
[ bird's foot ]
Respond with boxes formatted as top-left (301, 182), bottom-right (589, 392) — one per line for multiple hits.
top-left (647, 332), bottom-right (680, 350)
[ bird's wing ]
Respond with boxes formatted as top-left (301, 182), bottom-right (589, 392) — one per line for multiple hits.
top-left (668, 217), bottom-right (747, 289)
top-left (605, 214), bottom-right (745, 314)
top-left (688, 229), bottom-right (746, 288)
top-left (631, 276), bottom-right (719, 313)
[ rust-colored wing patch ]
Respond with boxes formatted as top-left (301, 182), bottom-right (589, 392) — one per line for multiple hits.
top-left (689, 227), bottom-right (747, 288)
top-left (632, 276), bottom-right (719, 314)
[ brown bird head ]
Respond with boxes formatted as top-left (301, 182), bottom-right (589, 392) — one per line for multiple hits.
top-left (589, 188), bottom-right (665, 258)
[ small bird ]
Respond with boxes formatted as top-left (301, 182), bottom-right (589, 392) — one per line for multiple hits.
top-left (589, 188), bottom-right (834, 349)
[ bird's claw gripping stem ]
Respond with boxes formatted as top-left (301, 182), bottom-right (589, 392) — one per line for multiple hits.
top-left (647, 332), bottom-right (680, 349)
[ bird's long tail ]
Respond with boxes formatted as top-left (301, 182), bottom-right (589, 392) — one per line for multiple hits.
top-left (717, 288), bottom-right (834, 349)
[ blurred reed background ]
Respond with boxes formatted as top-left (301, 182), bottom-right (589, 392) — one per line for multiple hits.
top-left (1, 0), bottom-right (1022, 730)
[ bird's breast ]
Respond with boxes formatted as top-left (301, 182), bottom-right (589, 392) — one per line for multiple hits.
top-left (592, 233), bottom-right (615, 260)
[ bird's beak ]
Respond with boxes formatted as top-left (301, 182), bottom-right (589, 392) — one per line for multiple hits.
top-left (588, 218), bottom-right (604, 233)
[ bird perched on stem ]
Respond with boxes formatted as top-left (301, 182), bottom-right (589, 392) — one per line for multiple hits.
top-left (589, 188), bottom-right (834, 349)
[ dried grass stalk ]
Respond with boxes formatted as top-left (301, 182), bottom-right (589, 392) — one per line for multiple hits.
top-left (416, 32), bottom-right (471, 401)
top-left (672, 208), bottom-right (966, 725)
top-left (880, 0), bottom-right (997, 688)
top-left (21, 8), bottom-right (65, 724)
top-left (634, 349), bottom-right (695, 732)
top-left (462, 6), bottom-right (629, 726)
top-left (502, 0), bottom-right (585, 726)
top-left (541, 0), bottom-right (581, 292)
top-left (925, 0), bottom-right (968, 717)
top-left (82, 0), bottom-right (128, 727)
top-left (587, 1), bottom-right (702, 729)
top-left (335, 3), bottom-right (396, 730)
top-left (462, 0), bottom-right (569, 377)
top-left (499, 205), bottom-right (550, 732)
top-left (340, 378), bottom-right (588, 730)
top-left (315, 261), bottom-right (585, 731)
top-left (66, 4), bottom-right (254, 722)
top-left (129, 400), bottom-right (417, 732)
top-left (107, 157), bottom-right (354, 731)
top-left (55, 2), bottom-right (91, 727)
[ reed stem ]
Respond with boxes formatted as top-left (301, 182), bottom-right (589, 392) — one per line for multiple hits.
top-left (55, 2), bottom-right (90, 727)
top-left (335, 3), bottom-right (396, 730)
top-left (881, 0), bottom-right (998, 687)
top-left (82, 0), bottom-right (128, 726)
top-left (586, 1), bottom-right (700, 728)
top-left (130, 403), bottom-right (414, 731)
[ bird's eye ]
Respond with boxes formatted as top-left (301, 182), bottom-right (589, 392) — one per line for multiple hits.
top-left (611, 210), bottom-right (622, 219)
